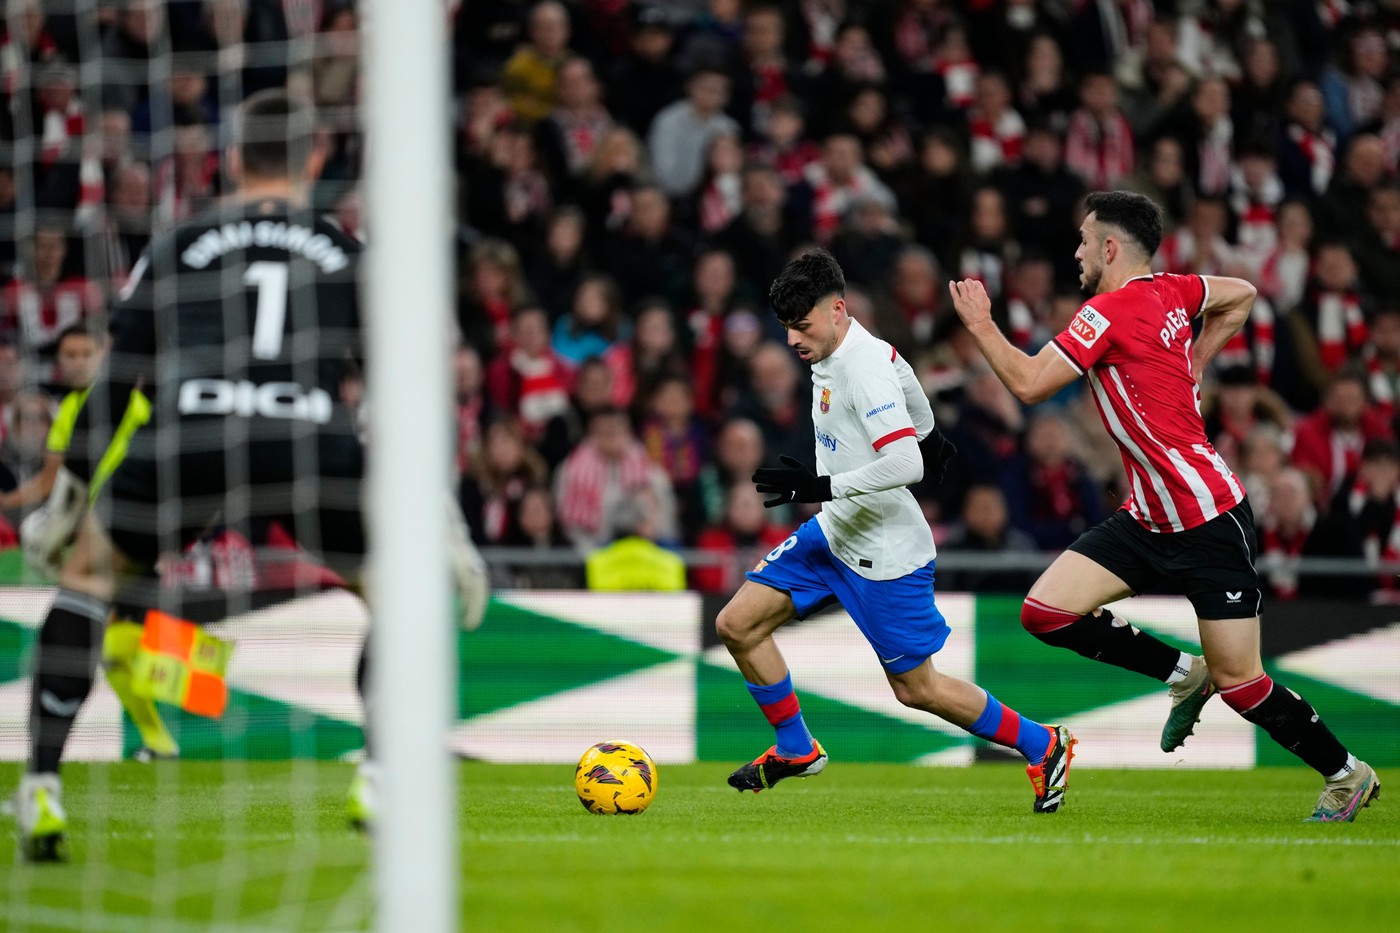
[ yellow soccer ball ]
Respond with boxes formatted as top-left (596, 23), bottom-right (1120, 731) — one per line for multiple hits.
top-left (574, 741), bottom-right (657, 815)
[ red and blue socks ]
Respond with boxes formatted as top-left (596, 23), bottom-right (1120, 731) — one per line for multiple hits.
top-left (745, 673), bottom-right (814, 758)
top-left (968, 690), bottom-right (1053, 764)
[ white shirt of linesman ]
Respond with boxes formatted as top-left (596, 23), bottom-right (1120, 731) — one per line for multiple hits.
top-left (809, 318), bottom-right (936, 580)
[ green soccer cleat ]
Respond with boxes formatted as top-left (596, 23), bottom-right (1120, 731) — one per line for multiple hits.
top-left (728, 740), bottom-right (828, 793)
top-left (1306, 761), bottom-right (1381, 823)
top-left (16, 773), bottom-right (68, 863)
top-left (1028, 725), bottom-right (1077, 814)
top-left (1162, 655), bottom-right (1214, 752)
top-left (347, 762), bottom-right (377, 831)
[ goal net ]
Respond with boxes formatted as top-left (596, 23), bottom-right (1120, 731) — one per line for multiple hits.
top-left (0, 1), bottom-right (453, 929)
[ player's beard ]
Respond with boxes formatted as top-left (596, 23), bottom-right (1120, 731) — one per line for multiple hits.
top-left (1079, 259), bottom-right (1103, 297)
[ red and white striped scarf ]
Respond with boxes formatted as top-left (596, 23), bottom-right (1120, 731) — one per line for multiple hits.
top-left (1347, 479), bottom-right (1400, 587)
top-left (938, 59), bottom-right (979, 109)
top-left (554, 108), bottom-right (612, 176)
top-left (1216, 294), bottom-right (1276, 384)
top-left (1365, 347), bottom-right (1398, 414)
top-left (1257, 246), bottom-right (1309, 311)
top-left (510, 349), bottom-right (572, 437)
top-left (1286, 122), bottom-right (1335, 194)
top-left (968, 108), bottom-right (1025, 171)
top-left (1313, 289), bottom-right (1367, 371)
top-left (1064, 109), bottom-right (1134, 190)
top-left (1197, 118), bottom-right (1234, 196)
top-left (40, 98), bottom-right (84, 165)
top-left (1260, 519), bottom-right (1312, 599)
top-left (556, 439), bottom-right (654, 539)
top-left (699, 173), bottom-right (742, 234)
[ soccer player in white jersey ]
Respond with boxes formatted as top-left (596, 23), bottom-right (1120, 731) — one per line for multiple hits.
top-left (717, 249), bottom-right (1076, 813)
top-left (948, 190), bottom-right (1378, 822)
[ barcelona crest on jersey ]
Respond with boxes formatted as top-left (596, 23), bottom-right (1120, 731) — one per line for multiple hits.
top-left (820, 387), bottom-right (831, 413)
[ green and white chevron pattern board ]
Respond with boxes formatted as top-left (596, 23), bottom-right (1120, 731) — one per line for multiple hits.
top-left (0, 587), bottom-right (1396, 766)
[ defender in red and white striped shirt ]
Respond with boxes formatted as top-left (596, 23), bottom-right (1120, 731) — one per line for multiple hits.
top-left (950, 190), bottom-right (1378, 822)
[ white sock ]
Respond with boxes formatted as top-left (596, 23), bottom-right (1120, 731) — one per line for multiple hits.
top-left (1325, 754), bottom-right (1358, 783)
top-left (1164, 652), bottom-right (1195, 685)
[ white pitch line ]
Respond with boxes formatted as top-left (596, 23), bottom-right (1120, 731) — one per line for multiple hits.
top-left (462, 831), bottom-right (1400, 848)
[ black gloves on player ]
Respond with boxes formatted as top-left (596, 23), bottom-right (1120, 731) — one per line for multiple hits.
top-left (753, 456), bottom-right (832, 508)
top-left (925, 426), bottom-right (957, 485)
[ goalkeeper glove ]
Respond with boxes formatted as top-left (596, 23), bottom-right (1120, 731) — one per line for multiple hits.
top-left (752, 456), bottom-right (832, 508)
top-left (21, 467), bottom-right (90, 577)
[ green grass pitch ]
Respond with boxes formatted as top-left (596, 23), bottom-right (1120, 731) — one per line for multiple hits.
top-left (1, 761), bottom-right (1396, 932)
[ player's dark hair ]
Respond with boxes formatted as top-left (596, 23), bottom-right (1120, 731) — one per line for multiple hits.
top-left (1084, 191), bottom-right (1164, 258)
top-left (769, 249), bottom-right (845, 327)
top-left (239, 89), bottom-right (315, 179)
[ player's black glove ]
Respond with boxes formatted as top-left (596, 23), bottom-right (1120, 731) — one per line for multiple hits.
top-left (752, 455), bottom-right (832, 508)
top-left (925, 426), bottom-right (957, 485)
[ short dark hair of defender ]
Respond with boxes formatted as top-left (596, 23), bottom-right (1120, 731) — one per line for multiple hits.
top-left (1084, 191), bottom-right (1164, 259)
top-left (238, 89), bottom-right (315, 180)
top-left (769, 248), bottom-right (846, 327)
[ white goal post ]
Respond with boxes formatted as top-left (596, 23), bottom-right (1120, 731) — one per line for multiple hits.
top-left (362, 0), bottom-right (456, 930)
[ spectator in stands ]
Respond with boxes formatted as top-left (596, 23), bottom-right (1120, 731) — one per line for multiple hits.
top-left (1278, 79), bottom-right (1337, 199)
top-left (830, 193), bottom-right (903, 291)
top-left (746, 95), bottom-right (821, 186)
top-left (579, 126), bottom-right (645, 239)
top-left (1239, 423), bottom-right (1290, 513)
top-left (648, 65), bottom-right (741, 199)
top-left (1003, 253), bottom-right (1056, 352)
top-left (841, 84), bottom-right (913, 179)
top-left (803, 133), bottom-right (897, 244)
top-left (1258, 199), bottom-right (1313, 314)
top-left (640, 375), bottom-right (709, 541)
top-left (460, 237), bottom-right (529, 358)
top-left (0, 389), bottom-right (53, 498)
top-left (485, 305), bottom-right (573, 445)
top-left (734, 4), bottom-right (798, 136)
top-left (1292, 369), bottom-right (1394, 505)
top-left (1310, 439), bottom-right (1400, 596)
top-left (712, 161), bottom-right (808, 299)
top-left (1, 222), bottom-right (101, 357)
top-left (1125, 135), bottom-right (1193, 227)
top-left (1354, 186), bottom-right (1400, 301)
top-left (1155, 196), bottom-right (1239, 277)
top-left (552, 273), bottom-right (623, 365)
top-left (957, 186), bottom-right (1016, 300)
top-left (1314, 134), bottom-right (1389, 241)
top-left (1229, 144), bottom-right (1285, 269)
top-left (999, 411), bottom-right (1104, 551)
top-left (1202, 366), bottom-right (1293, 471)
top-left (1064, 70), bottom-right (1134, 192)
top-left (501, 485), bottom-right (582, 589)
top-left (997, 125), bottom-right (1084, 284)
top-left (1017, 33), bottom-right (1077, 132)
top-left (600, 183), bottom-right (691, 306)
top-left (684, 248), bottom-right (740, 414)
top-left (500, 0), bottom-right (572, 125)
top-left (611, 299), bottom-right (687, 413)
top-left (1163, 76), bottom-right (1236, 199)
top-left (939, 484), bottom-right (1041, 594)
top-left (456, 344), bottom-right (492, 480)
top-left (967, 71), bottom-right (1025, 175)
top-left (584, 492), bottom-right (685, 592)
top-left (711, 308), bottom-right (767, 415)
top-left (1118, 17), bottom-right (1190, 138)
top-left (1284, 242), bottom-right (1370, 409)
top-left (606, 6), bottom-right (682, 137)
top-left (527, 206), bottom-right (589, 320)
top-left (873, 245), bottom-right (940, 356)
top-left (1363, 307), bottom-right (1400, 418)
top-left (461, 416), bottom-right (551, 546)
top-left (102, 161), bottom-right (153, 285)
top-left (1258, 467), bottom-right (1321, 601)
top-left (1234, 38), bottom-right (1287, 145)
top-left (705, 417), bottom-right (766, 511)
top-left (692, 482), bottom-right (790, 594)
top-left (727, 341), bottom-right (813, 465)
top-left (555, 406), bottom-right (677, 552)
top-left (892, 128), bottom-right (972, 272)
top-left (1320, 26), bottom-right (1390, 143)
top-left (692, 131), bottom-right (745, 235)
top-left (535, 55), bottom-right (613, 199)
top-left (0, 341), bottom-right (24, 449)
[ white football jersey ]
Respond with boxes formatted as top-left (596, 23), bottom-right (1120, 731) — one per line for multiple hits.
top-left (810, 319), bottom-right (937, 580)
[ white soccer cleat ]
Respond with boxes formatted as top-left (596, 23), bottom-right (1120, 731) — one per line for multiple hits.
top-left (16, 772), bottom-right (68, 862)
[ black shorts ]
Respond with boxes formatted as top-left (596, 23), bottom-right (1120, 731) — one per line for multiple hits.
top-left (1067, 499), bottom-right (1261, 619)
top-left (98, 433), bottom-right (366, 575)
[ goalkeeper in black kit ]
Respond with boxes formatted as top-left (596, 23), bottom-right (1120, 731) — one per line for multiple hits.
top-left (11, 89), bottom-right (487, 862)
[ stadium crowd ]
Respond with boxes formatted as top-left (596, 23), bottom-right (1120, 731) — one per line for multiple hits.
top-left (0, 0), bottom-right (1397, 598)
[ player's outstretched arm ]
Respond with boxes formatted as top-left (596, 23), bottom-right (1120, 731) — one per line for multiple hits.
top-left (948, 279), bottom-right (1079, 405)
top-left (1191, 275), bottom-right (1257, 382)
